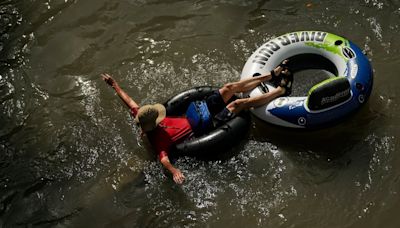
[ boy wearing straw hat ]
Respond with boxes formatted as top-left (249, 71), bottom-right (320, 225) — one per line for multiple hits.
top-left (101, 65), bottom-right (291, 184)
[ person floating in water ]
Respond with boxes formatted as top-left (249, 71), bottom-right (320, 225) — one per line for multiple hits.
top-left (101, 61), bottom-right (292, 184)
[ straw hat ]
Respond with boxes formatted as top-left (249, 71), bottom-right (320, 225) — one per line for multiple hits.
top-left (135, 104), bottom-right (166, 132)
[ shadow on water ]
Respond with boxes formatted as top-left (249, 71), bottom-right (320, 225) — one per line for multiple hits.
top-left (250, 101), bottom-right (377, 162)
top-left (246, 100), bottom-right (387, 199)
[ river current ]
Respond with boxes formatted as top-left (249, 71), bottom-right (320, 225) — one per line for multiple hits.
top-left (1, 0), bottom-right (400, 227)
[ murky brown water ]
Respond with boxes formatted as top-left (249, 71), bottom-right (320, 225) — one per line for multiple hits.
top-left (1, 0), bottom-right (400, 227)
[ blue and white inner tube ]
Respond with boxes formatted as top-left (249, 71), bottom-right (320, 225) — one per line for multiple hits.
top-left (240, 31), bottom-right (373, 129)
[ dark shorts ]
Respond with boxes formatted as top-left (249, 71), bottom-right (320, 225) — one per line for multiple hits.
top-left (205, 90), bottom-right (236, 126)
top-left (205, 90), bottom-right (226, 116)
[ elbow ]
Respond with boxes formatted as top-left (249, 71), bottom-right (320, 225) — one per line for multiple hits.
top-left (160, 156), bottom-right (169, 165)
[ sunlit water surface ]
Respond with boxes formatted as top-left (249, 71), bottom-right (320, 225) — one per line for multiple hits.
top-left (1, 0), bottom-right (400, 227)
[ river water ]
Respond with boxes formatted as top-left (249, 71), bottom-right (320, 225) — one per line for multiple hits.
top-left (1, 0), bottom-right (399, 227)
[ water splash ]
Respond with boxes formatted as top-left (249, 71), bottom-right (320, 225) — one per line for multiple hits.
top-left (141, 140), bottom-right (297, 226)
top-left (367, 17), bottom-right (383, 41)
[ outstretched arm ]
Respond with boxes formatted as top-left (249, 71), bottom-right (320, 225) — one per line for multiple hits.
top-left (101, 73), bottom-right (139, 110)
top-left (160, 156), bottom-right (185, 184)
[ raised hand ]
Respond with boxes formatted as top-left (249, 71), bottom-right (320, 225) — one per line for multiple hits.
top-left (101, 73), bottom-right (117, 88)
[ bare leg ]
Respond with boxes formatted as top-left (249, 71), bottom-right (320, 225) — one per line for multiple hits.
top-left (219, 63), bottom-right (288, 103)
top-left (218, 74), bottom-right (270, 103)
top-left (226, 86), bottom-right (286, 114)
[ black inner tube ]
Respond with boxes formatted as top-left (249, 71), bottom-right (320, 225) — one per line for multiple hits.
top-left (164, 86), bottom-right (250, 158)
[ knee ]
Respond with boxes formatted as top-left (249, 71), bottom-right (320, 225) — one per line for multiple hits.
top-left (222, 82), bottom-right (238, 93)
top-left (227, 98), bottom-right (249, 113)
top-left (219, 83), bottom-right (237, 100)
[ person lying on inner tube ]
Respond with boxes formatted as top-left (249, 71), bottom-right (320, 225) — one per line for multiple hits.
top-left (101, 61), bottom-right (292, 184)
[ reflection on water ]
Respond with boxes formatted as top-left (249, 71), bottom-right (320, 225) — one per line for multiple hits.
top-left (139, 140), bottom-right (295, 227)
top-left (1, 0), bottom-right (400, 227)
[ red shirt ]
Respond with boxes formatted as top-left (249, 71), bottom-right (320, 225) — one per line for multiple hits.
top-left (131, 107), bottom-right (193, 160)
